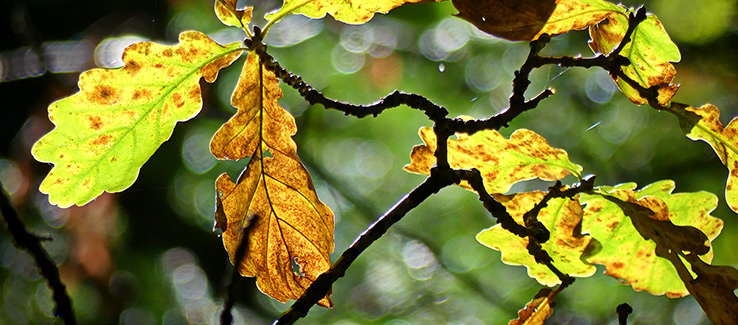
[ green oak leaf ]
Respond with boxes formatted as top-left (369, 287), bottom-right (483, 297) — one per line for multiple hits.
top-left (580, 180), bottom-right (723, 297)
top-left (589, 11), bottom-right (681, 105)
top-left (477, 191), bottom-right (595, 286)
top-left (32, 31), bottom-right (243, 207)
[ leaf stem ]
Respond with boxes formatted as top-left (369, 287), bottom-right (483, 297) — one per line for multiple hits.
top-left (262, 0), bottom-right (316, 37)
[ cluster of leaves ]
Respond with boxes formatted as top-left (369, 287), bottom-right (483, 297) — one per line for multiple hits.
top-left (26, 0), bottom-right (738, 323)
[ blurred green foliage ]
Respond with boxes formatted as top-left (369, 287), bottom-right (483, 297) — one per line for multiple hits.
top-left (1, 0), bottom-right (737, 324)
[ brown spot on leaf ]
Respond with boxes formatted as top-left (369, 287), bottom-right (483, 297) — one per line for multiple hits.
top-left (88, 115), bottom-right (103, 130)
top-left (127, 60), bottom-right (141, 75)
top-left (172, 93), bottom-right (185, 108)
top-left (87, 85), bottom-right (119, 105)
top-left (91, 135), bottom-right (113, 146)
top-left (163, 49), bottom-right (173, 57)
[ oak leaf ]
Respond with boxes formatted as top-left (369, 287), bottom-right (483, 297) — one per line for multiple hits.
top-left (510, 288), bottom-right (555, 325)
top-left (266, 0), bottom-right (441, 24)
top-left (215, 0), bottom-right (253, 30)
top-left (31, 32), bottom-right (243, 207)
top-left (579, 181), bottom-right (723, 297)
top-left (212, 52), bottom-right (334, 307)
top-left (477, 191), bottom-right (595, 286)
top-left (670, 103), bottom-right (738, 213)
top-left (670, 253), bottom-right (738, 325)
top-left (404, 126), bottom-right (582, 194)
top-left (453, 0), bottom-right (624, 41)
top-left (589, 11), bottom-right (681, 105)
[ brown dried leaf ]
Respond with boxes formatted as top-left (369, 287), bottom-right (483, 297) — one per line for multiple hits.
top-left (211, 51), bottom-right (334, 306)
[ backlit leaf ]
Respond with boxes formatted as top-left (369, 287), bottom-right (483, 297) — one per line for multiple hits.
top-left (670, 103), bottom-right (738, 213)
top-left (215, 0), bottom-right (253, 29)
top-left (452, 0), bottom-right (624, 41)
top-left (477, 191), bottom-right (595, 286)
top-left (579, 181), bottom-right (723, 297)
top-left (510, 288), bottom-right (555, 325)
top-left (266, 0), bottom-right (441, 24)
top-left (404, 126), bottom-right (583, 194)
top-left (31, 32), bottom-right (243, 208)
top-left (589, 11), bottom-right (681, 105)
top-left (212, 52), bottom-right (334, 307)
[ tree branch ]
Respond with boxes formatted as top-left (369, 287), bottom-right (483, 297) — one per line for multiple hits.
top-left (0, 186), bottom-right (76, 324)
top-left (275, 170), bottom-right (459, 324)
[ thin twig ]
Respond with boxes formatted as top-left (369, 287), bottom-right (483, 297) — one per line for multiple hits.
top-left (0, 186), bottom-right (76, 324)
top-left (220, 215), bottom-right (258, 325)
top-left (248, 33), bottom-right (449, 123)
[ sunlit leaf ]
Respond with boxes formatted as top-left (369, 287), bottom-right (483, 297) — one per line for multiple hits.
top-left (670, 103), bottom-right (738, 213)
top-left (266, 0), bottom-right (441, 24)
top-left (579, 181), bottom-right (723, 297)
top-left (31, 32), bottom-right (243, 208)
top-left (212, 52), bottom-right (334, 307)
top-left (215, 0), bottom-right (254, 29)
top-left (404, 126), bottom-right (582, 194)
top-left (589, 11), bottom-right (681, 105)
top-left (453, 0), bottom-right (625, 41)
top-left (510, 288), bottom-right (555, 325)
top-left (477, 191), bottom-right (595, 286)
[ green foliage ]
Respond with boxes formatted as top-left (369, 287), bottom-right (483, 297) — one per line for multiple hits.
top-left (589, 10), bottom-right (681, 105)
top-left (31, 32), bottom-right (242, 207)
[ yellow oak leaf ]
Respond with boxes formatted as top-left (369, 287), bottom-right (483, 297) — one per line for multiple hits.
top-left (477, 191), bottom-right (595, 286)
top-left (211, 51), bottom-right (334, 307)
top-left (266, 0), bottom-right (441, 24)
top-left (670, 103), bottom-right (738, 213)
top-left (589, 11), bottom-right (681, 105)
top-left (452, 0), bottom-right (624, 41)
top-left (580, 181), bottom-right (723, 297)
top-left (215, 0), bottom-right (253, 30)
top-left (404, 126), bottom-right (582, 194)
top-left (31, 32), bottom-right (243, 207)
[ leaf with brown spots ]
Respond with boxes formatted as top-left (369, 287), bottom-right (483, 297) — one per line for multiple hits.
top-left (265, 0), bottom-right (442, 25)
top-left (452, 0), bottom-right (624, 41)
top-left (589, 11), bottom-right (681, 105)
top-left (31, 31), bottom-right (243, 207)
top-left (215, 0), bottom-right (253, 30)
top-left (404, 126), bottom-right (582, 194)
top-left (477, 191), bottom-right (595, 286)
top-left (669, 103), bottom-right (738, 214)
top-left (211, 51), bottom-right (334, 307)
top-left (579, 181), bottom-right (723, 297)
top-left (510, 288), bottom-right (555, 325)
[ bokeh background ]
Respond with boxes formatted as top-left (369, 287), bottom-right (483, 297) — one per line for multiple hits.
top-left (1, 0), bottom-right (737, 323)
